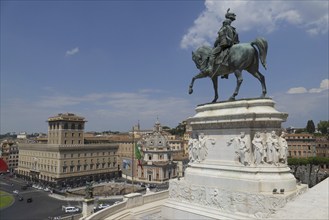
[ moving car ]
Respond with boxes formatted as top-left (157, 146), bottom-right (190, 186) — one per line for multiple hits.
top-left (27, 198), bottom-right (33, 203)
top-left (18, 196), bottom-right (23, 201)
top-left (13, 190), bottom-right (19, 194)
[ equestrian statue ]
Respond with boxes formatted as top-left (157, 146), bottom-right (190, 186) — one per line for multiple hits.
top-left (188, 8), bottom-right (268, 103)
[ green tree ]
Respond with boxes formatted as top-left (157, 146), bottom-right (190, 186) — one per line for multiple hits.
top-left (317, 120), bottom-right (329, 134)
top-left (167, 122), bottom-right (186, 136)
top-left (306, 120), bottom-right (316, 133)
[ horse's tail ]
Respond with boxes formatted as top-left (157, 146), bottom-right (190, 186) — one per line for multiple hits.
top-left (251, 37), bottom-right (268, 70)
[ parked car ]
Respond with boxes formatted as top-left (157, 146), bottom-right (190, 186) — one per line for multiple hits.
top-left (27, 198), bottom-right (33, 203)
top-left (63, 206), bottom-right (79, 213)
top-left (97, 204), bottom-right (110, 209)
top-left (21, 185), bottom-right (28, 190)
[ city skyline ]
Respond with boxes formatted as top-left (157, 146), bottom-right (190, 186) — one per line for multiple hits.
top-left (1, 1), bottom-right (328, 134)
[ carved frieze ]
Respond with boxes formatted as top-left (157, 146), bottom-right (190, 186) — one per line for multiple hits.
top-left (227, 131), bottom-right (288, 167)
top-left (168, 179), bottom-right (303, 219)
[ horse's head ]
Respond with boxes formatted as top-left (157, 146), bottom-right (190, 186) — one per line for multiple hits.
top-left (192, 46), bottom-right (212, 71)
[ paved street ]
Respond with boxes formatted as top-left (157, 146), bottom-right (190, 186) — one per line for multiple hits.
top-left (0, 176), bottom-right (81, 220)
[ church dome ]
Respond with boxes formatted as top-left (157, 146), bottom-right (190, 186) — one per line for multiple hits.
top-left (144, 133), bottom-right (168, 148)
top-left (143, 120), bottom-right (169, 149)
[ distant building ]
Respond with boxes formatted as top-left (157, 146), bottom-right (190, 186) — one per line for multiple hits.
top-left (285, 133), bottom-right (316, 158)
top-left (16, 113), bottom-right (120, 188)
top-left (0, 159), bottom-right (9, 173)
top-left (0, 140), bottom-right (19, 173)
top-left (135, 120), bottom-right (179, 183)
top-left (315, 136), bottom-right (329, 157)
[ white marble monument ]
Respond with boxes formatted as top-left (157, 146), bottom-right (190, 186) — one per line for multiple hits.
top-left (162, 98), bottom-right (307, 219)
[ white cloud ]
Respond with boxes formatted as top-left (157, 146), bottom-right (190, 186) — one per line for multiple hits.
top-left (181, 1), bottom-right (328, 49)
top-left (26, 90), bottom-right (194, 131)
top-left (274, 89), bottom-right (329, 128)
top-left (65, 47), bottom-right (79, 56)
top-left (287, 79), bottom-right (329, 94)
top-left (287, 87), bottom-right (308, 94)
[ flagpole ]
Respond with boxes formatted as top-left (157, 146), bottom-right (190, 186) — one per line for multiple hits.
top-left (132, 125), bottom-right (135, 193)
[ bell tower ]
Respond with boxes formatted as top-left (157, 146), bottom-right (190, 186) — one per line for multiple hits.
top-left (47, 113), bottom-right (87, 145)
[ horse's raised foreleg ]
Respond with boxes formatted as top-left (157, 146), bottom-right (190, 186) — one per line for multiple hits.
top-left (189, 72), bottom-right (208, 95)
top-left (211, 75), bottom-right (219, 103)
top-left (229, 70), bottom-right (243, 101)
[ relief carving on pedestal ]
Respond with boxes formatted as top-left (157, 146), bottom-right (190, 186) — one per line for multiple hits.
top-left (168, 179), bottom-right (295, 219)
top-left (227, 131), bottom-right (288, 166)
top-left (188, 133), bottom-right (209, 163)
top-left (227, 132), bottom-right (251, 166)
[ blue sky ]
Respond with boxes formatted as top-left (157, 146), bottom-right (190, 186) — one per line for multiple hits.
top-left (1, 0), bottom-right (328, 134)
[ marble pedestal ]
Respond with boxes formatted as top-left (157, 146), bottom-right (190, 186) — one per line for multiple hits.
top-left (82, 198), bottom-right (95, 218)
top-left (162, 98), bottom-right (307, 219)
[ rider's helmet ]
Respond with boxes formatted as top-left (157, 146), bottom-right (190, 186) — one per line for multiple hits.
top-left (225, 8), bottom-right (236, 21)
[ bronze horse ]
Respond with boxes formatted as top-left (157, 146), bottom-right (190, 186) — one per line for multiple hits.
top-left (189, 37), bottom-right (268, 103)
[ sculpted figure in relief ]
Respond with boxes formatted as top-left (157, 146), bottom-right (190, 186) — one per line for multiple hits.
top-left (188, 133), bottom-right (208, 163)
top-left (252, 132), bottom-right (264, 165)
top-left (266, 131), bottom-right (280, 165)
top-left (188, 137), bottom-right (199, 163)
top-left (198, 133), bottom-right (208, 162)
top-left (237, 132), bottom-right (250, 166)
top-left (227, 137), bottom-right (240, 163)
top-left (227, 132), bottom-right (251, 165)
top-left (279, 131), bottom-right (288, 164)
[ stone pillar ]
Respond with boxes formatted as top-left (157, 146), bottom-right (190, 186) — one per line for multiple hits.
top-left (82, 198), bottom-right (95, 218)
